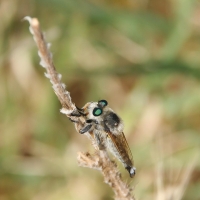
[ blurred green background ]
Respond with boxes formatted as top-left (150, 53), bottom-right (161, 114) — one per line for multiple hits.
top-left (1, 0), bottom-right (200, 199)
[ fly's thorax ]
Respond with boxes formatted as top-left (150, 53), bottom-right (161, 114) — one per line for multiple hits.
top-left (103, 109), bottom-right (124, 134)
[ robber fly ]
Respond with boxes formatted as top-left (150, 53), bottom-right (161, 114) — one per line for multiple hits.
top-left (70, 100), bottom-right (136, 177)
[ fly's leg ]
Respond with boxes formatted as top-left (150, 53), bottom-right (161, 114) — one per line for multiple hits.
top-left (68, 109), bottom-right (82, 123)
top-left (79, 119), bottom-right (98, 134)
top-left (69, 110), bottom-right (82, 117)
top-left (80, 124), bottom-right (93, 134)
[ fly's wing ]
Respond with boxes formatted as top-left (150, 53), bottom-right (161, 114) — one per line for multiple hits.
top-left (106, 131), bottom-right (134, 167)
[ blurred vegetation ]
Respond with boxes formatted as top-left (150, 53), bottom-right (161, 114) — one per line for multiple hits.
top-left (0, 0), bottom-right (200, 199)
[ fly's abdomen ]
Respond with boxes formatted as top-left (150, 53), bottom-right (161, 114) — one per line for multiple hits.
top-left (106, 136), bottom-right (133, 168)
top-left (106, 132), bottom-right (136, 177)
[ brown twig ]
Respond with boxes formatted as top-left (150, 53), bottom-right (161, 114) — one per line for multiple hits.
top-left (24, 16), bottom-right (135, 200)
top-left (78, 151), bottom-right (134, 200)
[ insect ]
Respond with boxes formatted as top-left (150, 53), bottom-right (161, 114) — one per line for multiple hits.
top-left (70, 100), bottom-right (136, 177)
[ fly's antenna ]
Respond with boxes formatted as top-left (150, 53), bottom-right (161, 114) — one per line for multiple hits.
top-left (25, 17), bottom-right (135, 200)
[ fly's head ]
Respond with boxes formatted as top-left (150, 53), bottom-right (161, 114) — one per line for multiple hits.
top-left (76, 100), bottom-right (108, 134)
top-left (77, 100), bottom-right (107, 120)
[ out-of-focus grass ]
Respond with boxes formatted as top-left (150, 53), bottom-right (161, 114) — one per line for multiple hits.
top-left (0, 0), bottom-right (200, 199)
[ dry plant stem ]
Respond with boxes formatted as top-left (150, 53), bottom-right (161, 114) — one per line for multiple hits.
top-left (24, 17), bottom-right (75, 111)
top-left (78, 151), bottom-right (134, 200)
top-left (25, 16), bottom-right (135, 200)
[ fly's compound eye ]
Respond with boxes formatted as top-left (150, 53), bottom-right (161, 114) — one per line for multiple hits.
top-left (98, 100), bottom-right (108, 108)
top-left (93, 107), bottom-right (103, 116)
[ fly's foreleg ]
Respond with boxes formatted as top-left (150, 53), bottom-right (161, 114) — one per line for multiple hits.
top-left (68, 109), bottom-right (82, 123)
top-left (80, 124), bottom-right (93, 134)
top-left (79, 119), bottom-right (98, 134)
